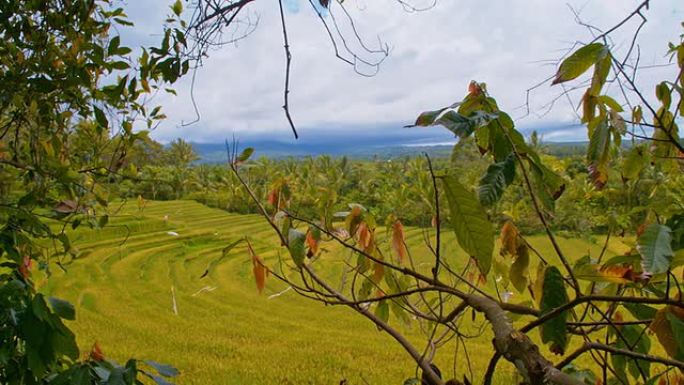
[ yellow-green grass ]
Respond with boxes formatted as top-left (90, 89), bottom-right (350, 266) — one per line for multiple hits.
top-left (40, 200), bottom-right (633, 385)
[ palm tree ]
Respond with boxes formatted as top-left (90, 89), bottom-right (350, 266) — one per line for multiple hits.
top-left (166, 138), bottom-right (199, 167)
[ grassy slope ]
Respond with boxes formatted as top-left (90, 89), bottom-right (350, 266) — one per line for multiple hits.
top-left (40, 200), bottom-right (632, 385)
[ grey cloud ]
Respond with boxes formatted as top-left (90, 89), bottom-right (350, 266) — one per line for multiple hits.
top-left (123, 0), bottom-right (682, 143)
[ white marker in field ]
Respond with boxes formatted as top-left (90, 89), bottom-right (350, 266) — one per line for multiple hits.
top-left (171, 286), bottom-right (178, 316)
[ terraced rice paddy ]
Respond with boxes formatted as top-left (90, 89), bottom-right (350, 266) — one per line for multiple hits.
top-left (40, 200), bottom-right (632, 385)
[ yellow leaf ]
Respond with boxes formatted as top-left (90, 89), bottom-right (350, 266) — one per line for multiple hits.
top-left (532, 263), bottom-right (547, 305)
top-left (509, 244), bottom-right (529, 293)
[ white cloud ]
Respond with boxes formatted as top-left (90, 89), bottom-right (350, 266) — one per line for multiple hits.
top-left (123, 0), bottom-right (683, 143)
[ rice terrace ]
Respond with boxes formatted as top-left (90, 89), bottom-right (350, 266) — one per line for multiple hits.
top-left (1, 1), bottom-right (683, 385)
top-left (44, 200), bottom-right (634, 384)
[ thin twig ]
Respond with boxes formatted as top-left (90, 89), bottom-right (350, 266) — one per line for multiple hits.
top-left (277, 0), bottom-right (299, 139)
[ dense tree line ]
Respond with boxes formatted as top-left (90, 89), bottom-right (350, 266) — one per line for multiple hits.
top-left (44, 132), bottom-right (678, 239)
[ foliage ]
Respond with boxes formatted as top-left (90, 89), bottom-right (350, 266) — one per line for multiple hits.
top-left (223, 16), bottom-right (684, 385)
top-left (0, 0), bottom-right (188, 383)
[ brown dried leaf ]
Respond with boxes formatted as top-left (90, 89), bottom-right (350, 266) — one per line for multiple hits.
top-left (391, 220), bottom-right (407, 264)
top-left (599, 264), bottom-right (637, 283)
top-left (587, 164), bottom-right (607, 189)
top-left (267, 188), bottom-right (278, 207)
top-left (636, 223), bottom-right (648, 238)
top-left (19, 255), bottom-right (32, 279)
top-left (649, 305), bottom-right (684, 359)
top-left (468, 80), bottom-right (482, 96)
top-left (90, 342), bottom-right (105, 361)
top-left (248, 240), bottom-right (267, 293)
top-left (53, 200), bottom-right (79, 214)
top-left (357, 222), bottom-right (371, 249)
top-left (499, 220), bottom-right (519, 257)
top-left (306, 229), bottom-right (319, 256)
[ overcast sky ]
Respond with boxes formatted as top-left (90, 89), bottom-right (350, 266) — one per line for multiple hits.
top-left (122, 0), bottom-right (682, 144)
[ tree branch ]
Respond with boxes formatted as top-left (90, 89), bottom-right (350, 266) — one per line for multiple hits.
top-left (560, 342), bottom-right (684, 372)
top-left (277, 0), bottom-right (299, 139)
top-left (303, 264), bottom-right (445, 385)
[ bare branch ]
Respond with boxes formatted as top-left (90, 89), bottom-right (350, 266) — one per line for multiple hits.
top-left (559, 342), bottom-right (684, 372)
top-left (277, 0), bottom-right (299, 138)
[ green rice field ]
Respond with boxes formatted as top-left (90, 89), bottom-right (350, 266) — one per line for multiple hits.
top-left (39, 200), bottom-right (634, 385)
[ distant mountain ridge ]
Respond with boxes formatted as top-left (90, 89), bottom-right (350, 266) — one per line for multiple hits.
top-left (187, 122), bottom-right (591, 161)
top-left (193, 140), bottom-right (591, 162)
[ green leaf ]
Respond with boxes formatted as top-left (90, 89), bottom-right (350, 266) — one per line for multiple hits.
top-left (589, 54), bottom-right (612, 96)
top-left (493, 258), bottom-right (510, 287)
top-left (374, 300), bottom-right (389, 325)
top-left (145, 360), bottom-right (180, 377)
top-left (622, 146), bottom-right (649, 180)
top-left (414, 108), bottom-right (447, 126)
top-left (611, 325), bottom-right (651, 379)
top-left (236, 147), bottom-right (254, 162)
top-left (199, 239), bottom-right (242, 278)
top-left (434, 111), bottom-right (475, 139)
top-left (539, 266), bottom-right (569, 355)
top-left (172, 0), bottom-right (183, 16)
top-left (57, 233), bottom-right (72, 253)
top-left (110, 61), bottom-right (130, 71)
top-left (562, 364), bottom-right (597, 385)
top-left (98, 214), bottom-right (109, 228)
top-left (114, 17), bottom-right (134, 26)
top-left (526, 157), bottom-right (565, 211)
top-left (623, 303), bottom-right (657, 320)
top-left (123, 359), bottom-right (138, 382)
top-left (48, 297), bottom-right (75, 321)
top-left (108, 36), bottom-right (120, 56)
top-left (93, 366), bottom-right (111, 381)
top-left (552, 43), bottom-right (609, 85)
top-left (107, 366), bottom-right (127, 385)
top-left (384, 269), bottom-right (408, 294)
top-left (665, 214), bottom-right (684, 251)
top-left (637, 224), bottom-right (673, 275)
top-left (598, 95), bottom-right (623, 112)
top-left (390, 300), bottom-right (411, 326)
top-left (487, 122), bottom-right (513, 162)
top-left (587, 117), bottom-right (611, 188)
top-left (477, 154), bottom-right (516, 206)
top-left (288, 229), bottom-right (306, 267)
top-left (66, 366), bottom-right (92, 385)
top-left (93, 106), bottom-right (109, 130)
top-left (474, 123), bottom-right (490, 154)
top-left (441, 175), bottom-right (494, 275)
top-left (655, 81), bottom-right (671, 109)
top-left (357, 277), bottom-right (374, 301)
